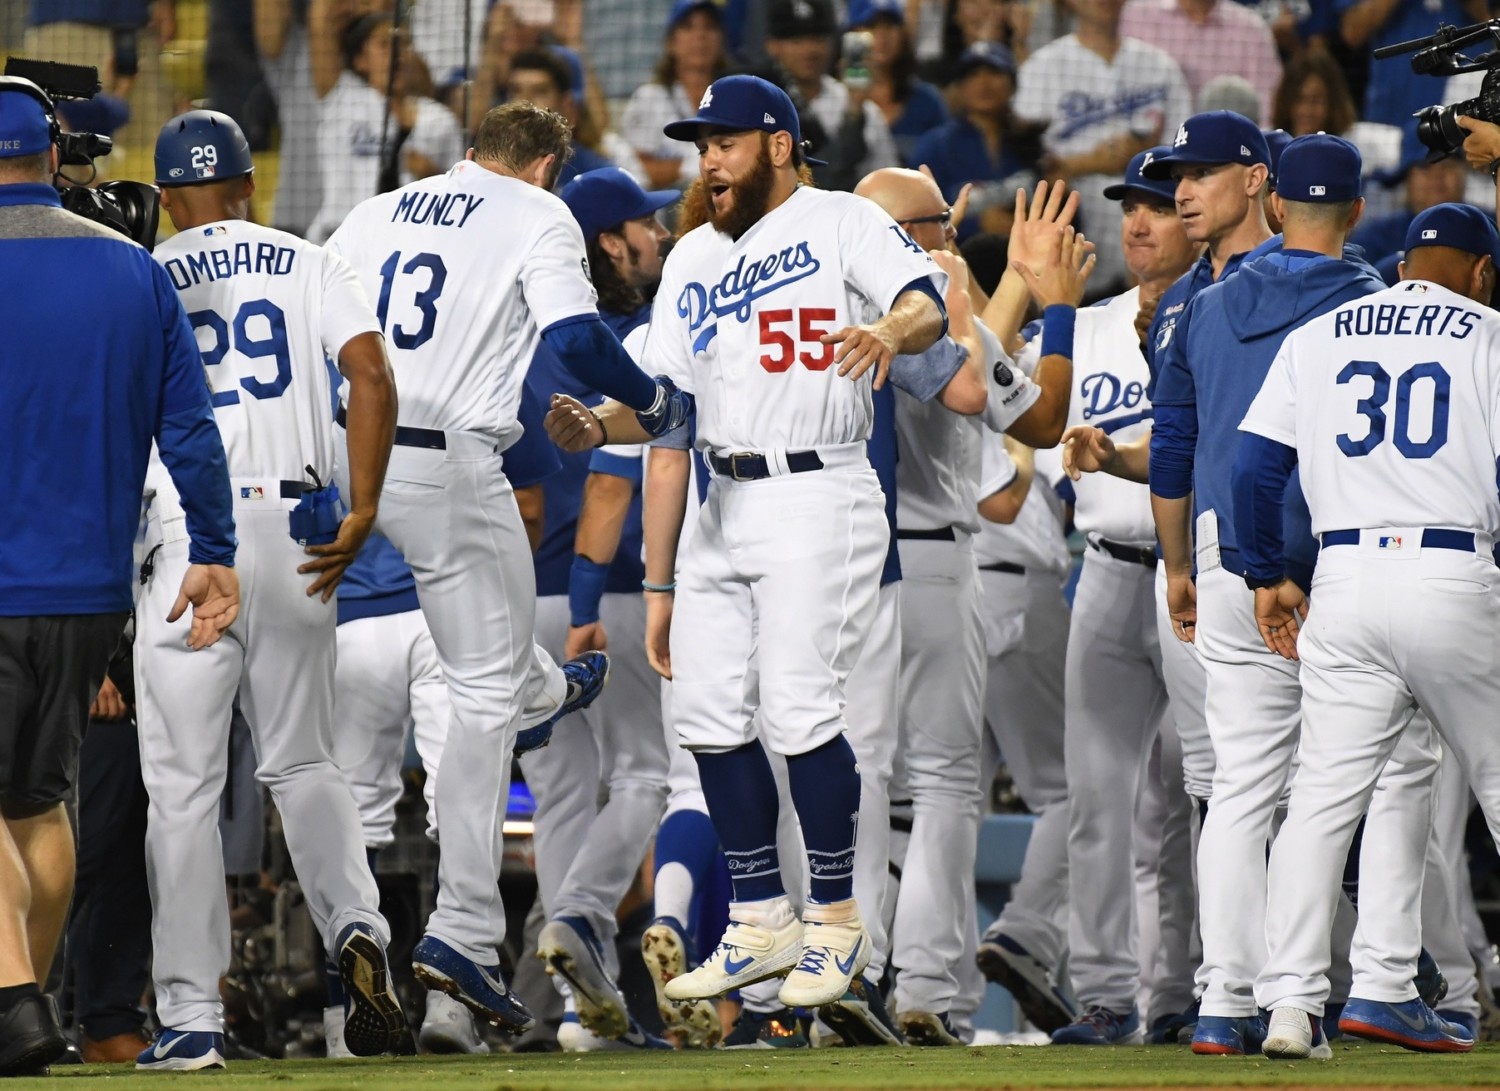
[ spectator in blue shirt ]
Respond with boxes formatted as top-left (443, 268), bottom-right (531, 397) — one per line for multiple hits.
top-left (505, 49), bottom-right (615, 188)
top-left (0, 79), bottom-right (236, 1075)
top-left (1339, 0), bottom-right (1487, 161)
top-left (848, 0), bottom-right (949, 165)
top-left (1348, 152), bottom-right (1469, 269)
top-left (909, 41), bottom-right (1037, 240)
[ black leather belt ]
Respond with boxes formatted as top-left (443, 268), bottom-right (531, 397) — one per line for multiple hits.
top-left (337, 405), bottom-right (446, 450)
top-left (1092, 538), bottom-right (1159, 568)
top-left (897, 527), bottom-right (956, 541)
top-left (979, 561), bottom-right (1026, 576)
top-left (708, 450), bottom-right (824, 481)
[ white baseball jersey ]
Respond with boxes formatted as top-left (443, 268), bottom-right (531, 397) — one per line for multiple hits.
top-left (974, 435), bottom-right (1071, 573)
top-left (642, 186), bottom-right (945, 454)
top-left (1014, 36), bottom-right (1191, 286)
top-left (1018, 289), bottom-right (1156, 547)
top-left (1240, 280), bottom-right (1500, 536)
top-left (327, 160), bottom-right (599, 442)
top-left (895, 388), bottom-right (985, 534)
top-left (150, 218), bottom-right (379, 491)
top-left (308, 73), bottom-right (464, 242)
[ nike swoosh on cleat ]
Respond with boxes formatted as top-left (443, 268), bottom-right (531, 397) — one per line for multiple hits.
top-left (724, 954), bottom-right (755, 975)
top-left (151, 1039), bottom-right (181, 1060)
top-left (835, 939), bottom-right (863, 975)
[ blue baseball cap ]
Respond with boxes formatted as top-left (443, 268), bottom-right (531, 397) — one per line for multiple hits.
top-left (1141, 110), bottom-right (1269, 179)
top-left (561, 167), bottom-right (681, 240)
top-left (1274, 133), bottom-right (1362, 203)
top-left (663, 74), bottom-right (827, 164)
top-left (1103, 145), bottom-right (1177, 204)
top-left (957, 41), bottom-right (1016, 78)
top-left (1404, 203), bottom-right (1500, 263)
top-left (845, 0), bottom-right (905, 28)
top-left (550, 45), bottom-right (586, 99)
top-left (1262, 128), bottom-right (1292, 184)
top-left (667, 0), bottom-right (722, 30)
top-left (0, 78), bottom-right (53, 158)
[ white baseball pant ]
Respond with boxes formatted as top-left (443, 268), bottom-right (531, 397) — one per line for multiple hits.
top-left (1063, 549), bottom-right (1170, 1013)
top-left (1424, 745), bottom-right (1480, 1018)
top-left (135, 496), bottom-right (387, 1032)
top-left (888, 537), bottom-right (987, 1015)
top-left (368, 433), bottom-right (567, 963)
top-left (1154, 564), bottom-right (1213, 801)
top-left (331, 608), bottom-right (449, 847)
top-left (978, 566), bottom-right (1070, 974)
top-left (522, 592), bottom-right (669, 949)
top-left (668, 460), bottom-right (888, 756)
top-left (1258, 541), bottom-right (1500, 1010)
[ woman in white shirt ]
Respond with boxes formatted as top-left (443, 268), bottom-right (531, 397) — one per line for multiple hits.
top-left (307, 12), bottom-right (464, 242)
top-left (619, 0), bottom-right (733, 189)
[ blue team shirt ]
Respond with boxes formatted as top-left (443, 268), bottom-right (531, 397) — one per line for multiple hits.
top-left (909, 117), bottom-right (1028, 241)
top-left (890, 81), bottom-right (951, 166)
top-left (529, 305), bottom-right (650, 599)
top-left (0, 185), bottom-right (235, 615)
top-left (29, 0), bottom-right (150, 26)
top-left (1339, 0), bottom-right (1470, 160)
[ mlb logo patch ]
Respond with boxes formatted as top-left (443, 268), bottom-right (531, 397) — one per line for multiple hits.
top-left (197, 164), bottom-right (216, 178)
top-left (1422, 229), bottom-right (1438, 240)
top-left (1378, 535), bottom-right (1403, 549)
top-left (1309, 185), bottom-right (1326, 196)
top-left (203, 225), bottom-right (227, 236)
top-left (240, 486), bottom-right (265, 500)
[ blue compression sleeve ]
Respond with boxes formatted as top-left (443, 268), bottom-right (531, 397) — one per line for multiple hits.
top-left (157, 405), bottom-right (237, 566)
top-left (1231, 432), bottom-right (1299, 583)
top-left (541, 314), bottom-right (659, 410)
top-left (1149, 403), bottom-right (1197, 500)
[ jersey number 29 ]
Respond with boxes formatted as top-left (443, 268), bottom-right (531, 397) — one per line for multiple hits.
top-left (190, 299), bottom-right (292, 407)
top-left (1337, 359), bottom-right (1450, 459)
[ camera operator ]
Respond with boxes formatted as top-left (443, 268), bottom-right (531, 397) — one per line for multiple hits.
top-left (0, 77), bottom-right (238, 1076)
top-left (1458, 114), bottom-right (1500, 216)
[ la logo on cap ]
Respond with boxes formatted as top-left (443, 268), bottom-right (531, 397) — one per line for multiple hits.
top-left (1174, 124), bottom-right (1189, 147)
top-left (1422, 228), bottom-right (1438, 239)
top-left (1141, 151), bottom-right (1154, 170)
top-left (1309, 185), bottom-right (1326, 196)
top-left (700, 86), bottom-right (714, 109)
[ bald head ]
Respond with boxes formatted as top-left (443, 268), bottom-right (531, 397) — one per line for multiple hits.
top-left (1401, 245), bottom-right (1494, 305)
top-left (856, 167), bottom-right (951, 251)
top-left (856, 167), bottom-right (943, 221)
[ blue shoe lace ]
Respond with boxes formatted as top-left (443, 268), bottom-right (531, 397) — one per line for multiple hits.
top-left (795, 947), bottom-right (830, 975)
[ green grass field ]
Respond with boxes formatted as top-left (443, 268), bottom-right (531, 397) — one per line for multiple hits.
top-left (15, 1042), bottom-right (1500, 1090)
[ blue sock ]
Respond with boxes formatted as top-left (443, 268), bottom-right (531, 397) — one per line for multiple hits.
top-left (786, 734), bottom-right (860, 903)
top-left (694, 743), bottom-right (784, 902)
top-left (655, 808), bottom-right (721, 917)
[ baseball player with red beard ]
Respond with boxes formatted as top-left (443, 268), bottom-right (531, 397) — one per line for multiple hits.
top-left (544, 74), bottom-right (951, 1009)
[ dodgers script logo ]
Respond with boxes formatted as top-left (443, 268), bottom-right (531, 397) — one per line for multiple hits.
top-left (1080, 371), bottom-right (1146, 421)
top-left (678, 243), bottom-right (822, 351)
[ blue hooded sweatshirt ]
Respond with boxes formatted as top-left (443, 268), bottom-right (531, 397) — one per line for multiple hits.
top-left (1151, 247), bottom-right (1386, 589)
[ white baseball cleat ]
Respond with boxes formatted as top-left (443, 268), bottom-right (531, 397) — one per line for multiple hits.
top-left (418, 991), bottom-right (491, 1055)
top-left (1263, 1007), bottom-right (1332, 1060)
top-left (664, 907), bottom-right (803, 1001)
top-left (777, 902), bottom-right (871, 1009)
top-left (641, 916), bottom-right (722, 1047)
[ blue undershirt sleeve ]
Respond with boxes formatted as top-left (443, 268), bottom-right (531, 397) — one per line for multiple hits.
top-left (1231, 433), bottom-right (1299, 582)
top-left (540, 314), bottom-right (659, 410)
top-left (1149, 404), bottom-right (1197, 501)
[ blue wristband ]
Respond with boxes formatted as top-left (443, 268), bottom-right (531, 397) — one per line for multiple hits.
top-left (1040, 304), bottom-right (1076, 360)
top-left (567, 555), bottom-right (610, 627)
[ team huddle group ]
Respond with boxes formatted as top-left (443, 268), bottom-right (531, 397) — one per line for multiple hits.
top-left (7, 18), bottom-right (1500, 1073)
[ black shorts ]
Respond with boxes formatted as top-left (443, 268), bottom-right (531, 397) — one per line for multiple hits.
top-left (0, 613), bottom-right (128, 806)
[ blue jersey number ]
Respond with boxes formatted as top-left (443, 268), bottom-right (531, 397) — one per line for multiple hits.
top-left (188, 299), bottom-right (293, 406)
top-left (377, 250), bottom-right (447, 350)
top-left (1336, 358), bottom-right (1450, 459)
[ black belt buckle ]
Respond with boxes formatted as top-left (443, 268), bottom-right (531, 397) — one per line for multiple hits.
top-left (719, 452), bottom-right (766, 481)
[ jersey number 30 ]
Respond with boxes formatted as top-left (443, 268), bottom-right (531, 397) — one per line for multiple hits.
top-left (1336, 359), bottom-right (1450, 459)
top-left (377, 250), bottom-right (447, 350)
top-left (189, 299), bottom-right (291, 407)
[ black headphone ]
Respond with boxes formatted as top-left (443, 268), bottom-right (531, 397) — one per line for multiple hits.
top-left (0, 76), bottom-right (59, 148)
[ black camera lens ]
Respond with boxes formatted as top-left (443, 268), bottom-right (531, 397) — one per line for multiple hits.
top-left (1416, 103), bottom-right (1468, 157)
